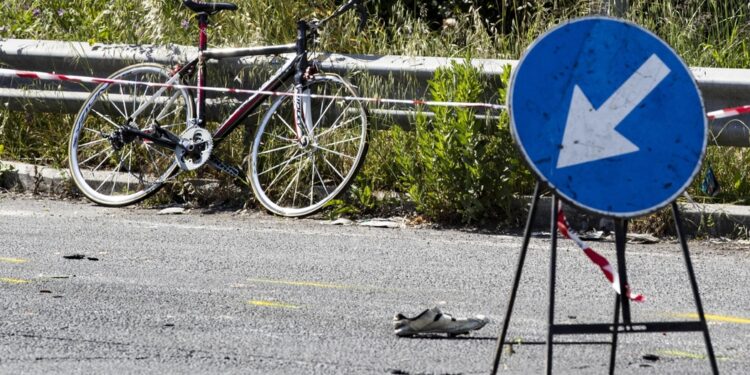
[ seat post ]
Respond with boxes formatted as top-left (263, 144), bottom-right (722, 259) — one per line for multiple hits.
top-left (196, 12), bottom-right (209, 125)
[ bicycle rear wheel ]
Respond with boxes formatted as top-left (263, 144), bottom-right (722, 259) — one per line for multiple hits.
top-left (69, 63), bottom-right (193, 206)
top-left (250, 74), bottom-right (368, 217)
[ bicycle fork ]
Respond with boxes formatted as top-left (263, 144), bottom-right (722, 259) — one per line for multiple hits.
top-left (292, 20), bottom-right (315, 147)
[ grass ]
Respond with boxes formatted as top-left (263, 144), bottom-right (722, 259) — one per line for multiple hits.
top-left (2, 0), bottom-right (750, 227)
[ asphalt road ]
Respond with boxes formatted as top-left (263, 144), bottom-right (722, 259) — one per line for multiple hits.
top-left (1, 194), bottom-right (749, 374)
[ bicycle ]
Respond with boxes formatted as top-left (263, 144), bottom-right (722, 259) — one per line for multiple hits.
top-left (68, 0), bottom-right (369, 217)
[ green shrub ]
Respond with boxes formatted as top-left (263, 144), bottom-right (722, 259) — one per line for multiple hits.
top-left (389, 60), bottom-right (533, 224)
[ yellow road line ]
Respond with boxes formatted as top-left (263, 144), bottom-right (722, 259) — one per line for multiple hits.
top-left (246, 278), bottom-right (410, 294)
top-left (247, 278), bottom-right (352, 289)
top-left (657, 349), bottom-right (729, 361)
top-left (0, 257), bottom-right (27, 264)
top-left (0, 277), bottom-right (30, 284)
top-left (247, 300), bottom-right (300, 309)
top-left (672, 313), bottom-right (750, 324)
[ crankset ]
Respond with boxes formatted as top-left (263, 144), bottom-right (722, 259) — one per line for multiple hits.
top-left (175, 126), bottom-right (214, 171)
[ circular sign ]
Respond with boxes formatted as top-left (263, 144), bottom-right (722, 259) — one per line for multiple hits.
top-left (509, 17), bottom-right (706, 218)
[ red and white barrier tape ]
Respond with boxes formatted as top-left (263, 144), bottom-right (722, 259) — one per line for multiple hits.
top-left (11, 67), bottom-right (750, 120)
top-left (707, 105), bottom-right (750, 120)
top-left (556, 203), bottom-right (645, 302)
top-left (0, 68), bottom-right (506, 111)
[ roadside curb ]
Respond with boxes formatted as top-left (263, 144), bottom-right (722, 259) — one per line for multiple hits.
top-left (0, 160), bottom-right (70, 195)
top-left (1, 159), bottom-right (749, 238)
top-left (530, 196), bottom-right (750, 238)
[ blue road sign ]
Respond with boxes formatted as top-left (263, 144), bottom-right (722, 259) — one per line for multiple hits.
top-left (509, 17), bottom-right (706, 218)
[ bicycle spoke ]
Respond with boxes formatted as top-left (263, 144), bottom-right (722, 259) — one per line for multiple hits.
top-left (312, 86), bottom-right (342, 131)
top-left (118, 149), bottom-right (135, 195)
top-left (96, 153), bottom-right (124, 193)
top-left (316, 84), bottom-right (329, 128)
top-left (156, 93), bottom-right (184, 122)
top-left (257, 150), bottom-right (305, 177)
top-left (292, 159), bottom-right (303, 207)
top-left (92, 109), bottom-right (122, 129)
top-left (125, 148), bottom-right (149, 191)
top-left (268, 159), bottom-right (298, 195)
top-left (96, 171), bottom-right (116, 194)
top-left (273, 112), bottom-right (297, 137)
top-left (138, 82), bottom-right (157, 118)
top-left (314, 160), bottom-right (331, 197)
top-left (90, 150), bottom-right (115, 173)
top-left (157, 122), bottom-right (184, 130)
top-left (315, 169), bottom-right (331, 195)
top-left (309, 153), bottom-right (316, 205)
top-left (80, 146), bottom-right (113, 167)
top-left (316, 113), bottom-right (358, 139)
top-left (261, 151), bottom-right (304, 191)
top-left (83, 127), bottom-right (109, 138)
top-left (102, 91), bottom-right (127, 120)
top-left (270, 133), bottom-right (296, 143)
top-left (146, 145), bottom-right (175, 181)
top-left (323, 155), bottom-right (345, 181)
top-left (144, 144), bottom-right (165, 175)
top-left (118, 85), bottom-right (130, 119)
top-left (137, 84), bottom-right (151, 117)
top-left (259, 142), bottom-right (297, 155)
top-left (144, 143), bottom-right (171, 160)
top-left (319, 135), bottom-right (361, 148)
top-left (316, 145), bottom-right (356, 160)
top-left (78, 138), bottom-right (109, 149)
top-left (132, 83), bottom-right (141, 115)
top-left (278, 159), bottom-right (306, 205)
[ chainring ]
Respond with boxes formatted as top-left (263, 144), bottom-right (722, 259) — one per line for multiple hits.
top-left (175, 127), bottom-right (213, 171)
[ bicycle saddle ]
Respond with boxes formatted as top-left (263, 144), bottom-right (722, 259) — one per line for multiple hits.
top-left (183, 0), bottom-right (238, 14)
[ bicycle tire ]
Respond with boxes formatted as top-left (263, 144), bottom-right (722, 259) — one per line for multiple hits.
top-left (69, 63), bottom-right (194, 206)
top-left (250, 74), bottom-right (368, 217)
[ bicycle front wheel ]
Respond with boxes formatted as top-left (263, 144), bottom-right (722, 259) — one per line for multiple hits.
top-left (250, 74), bottom-right (368, 217)
top-left (69, 63), bottom-right (194, 206)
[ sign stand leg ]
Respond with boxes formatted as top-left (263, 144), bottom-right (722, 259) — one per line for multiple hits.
top-left (609, 295), bottom-right (620, 375)
top-left (672, 202), bottom-right (720, 374)
top-left (614, 219), bottom-right (632, 325)
top-left (609, 218), bottom-right (632, 373)
top-left (490, 182), bottom-right (542, 375)
top-left (546, 195), bottom-right (559, 375)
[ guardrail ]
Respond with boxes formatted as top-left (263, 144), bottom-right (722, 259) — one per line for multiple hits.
top-left (1, 38), bottom-right (750, 146)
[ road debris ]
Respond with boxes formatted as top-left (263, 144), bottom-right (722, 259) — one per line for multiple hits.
top-left (159, 207), bottom-right (186, 215)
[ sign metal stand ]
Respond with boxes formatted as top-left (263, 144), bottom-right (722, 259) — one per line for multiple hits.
top-left (489, 184), bottom-right (719, 374)
top-left (493, 16), bottom-right (720, 373)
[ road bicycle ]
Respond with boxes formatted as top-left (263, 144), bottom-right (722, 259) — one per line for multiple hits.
top-left (68, 0), bottom-right (369, 217)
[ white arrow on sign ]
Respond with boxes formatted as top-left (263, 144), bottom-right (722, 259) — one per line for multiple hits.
top-left (556, 54), bottom-right (671, 169)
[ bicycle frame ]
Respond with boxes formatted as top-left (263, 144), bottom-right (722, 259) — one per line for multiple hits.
top-left (121, 11), bottom-right (313, 179)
